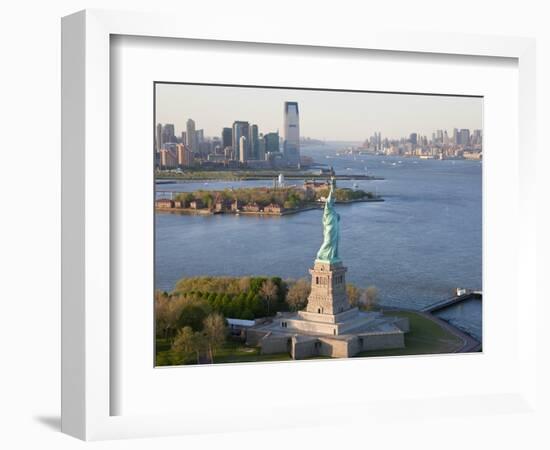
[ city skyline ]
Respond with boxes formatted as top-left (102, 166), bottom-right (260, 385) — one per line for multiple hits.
top-left (155, 83), bottom-right (483, 142)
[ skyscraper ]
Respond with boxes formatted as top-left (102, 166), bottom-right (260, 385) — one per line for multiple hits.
top-left (249, 124), bottom-right (259, 160)
top-left (264, 132), bottom-right (279, 153)
top-left (186, 119), bottom-right (196, 151)
top-left (161, 124), bottom-right (175, 146)
top-left (283, 102), bottom-right (300, 167)
top-left (156, 123), bottom-right (163, 152)
top-left (176, 143), bottom-right (193, 167)
top-left (459, 129), bottom-right (471, 146)
top-left (258, 133), bottom-right (266, 160)
top-left (472, 129), bottom-right (482, 146)
top-left (239, 136), bottom-right (247, 163)
top-left (409, 133), bottom-right (418, 146)
top-left (222, 127), bottom-right (233, 149)
top-left (232, 121), bottom-right (249, 161)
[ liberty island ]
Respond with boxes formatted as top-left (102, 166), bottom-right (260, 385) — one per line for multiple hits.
top-left (246, 179), bottom-right (409, 359)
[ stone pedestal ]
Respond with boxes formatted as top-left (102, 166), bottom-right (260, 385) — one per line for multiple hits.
top-left (306, 260), bottom-right (351, 315)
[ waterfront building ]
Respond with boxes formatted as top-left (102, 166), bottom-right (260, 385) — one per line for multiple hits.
top-left (249, 124), bottom-right (259, 160)
top-left (161, 124), bottom-right (175, 145)
top-left (222, 127), bottom-right (233, 149)
top-left (472, 129), bottom-right (483, 146)
top-left (264, 131), bottom-right (279, 153)
top-left (243, 202), bottom-right (261, 212)
top-left (155, 198), bottom-right (174, 208)
top-left (214, 199), bottom-right (231, 212)
top-left (189, 199), bottom-right (204, 209)
top-left (459, 128), bottom-right (471, 146)
top-left (239, 136), bottom-right (248, 163)
top-left (283, 101), bottom-right (300, 167)
top-left (156, 123), bottom-right (162, 152)
top-left (258, 133), bottom-right (266, 160)
top-left (176, 143), bottom-right (193, 167)
top-left (186, 119), bottom-right (196, 151)
top-left (263, 203), bottom-right (284, 214)
top-left (232, 121), bottom-right (250, 161)
top-left (159, 148), bottom-right (177, 169)
top-left (223, 146), bottom-right (234, 160)
top-left (231, 199), bottom-right (243, 211)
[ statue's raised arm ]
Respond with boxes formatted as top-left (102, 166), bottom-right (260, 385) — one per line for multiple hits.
top-left (316, 178), bottom-right (341, 263)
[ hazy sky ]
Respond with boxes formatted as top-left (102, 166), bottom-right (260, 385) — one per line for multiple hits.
top-left (155, 83), bottom-right (483, 142)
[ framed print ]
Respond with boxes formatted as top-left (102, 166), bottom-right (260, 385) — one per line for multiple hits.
top-left (61, 9), bottom-right (538, 441)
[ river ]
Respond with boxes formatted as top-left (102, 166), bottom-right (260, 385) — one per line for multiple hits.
top-left (155, 143), bottom-right (482, 341)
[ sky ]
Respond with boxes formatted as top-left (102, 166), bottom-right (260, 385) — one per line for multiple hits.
top-left (155, 83), bottom-right (483, 142)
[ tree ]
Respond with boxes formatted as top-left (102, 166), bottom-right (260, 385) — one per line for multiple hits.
top-left (346, 283), bottom-right (362, 307)
top-left (362, 285), bottom-right (379, 311)
top-left (154, 291), bottom-right (171, 338)
top-left (171, 327), bottom-right (195, 363)
top-left (177, 302), bottom-right (209, 331)
top-left (260, 279), bottom-right (278, 315)
top-left (155, 293), bottom-right (192, 340)
top-left (286, 278), bottom-right (310, 311)
top-left (203, 313), bottom-right (226, 363)
top-left (238, 276), bottom-right (251, 293)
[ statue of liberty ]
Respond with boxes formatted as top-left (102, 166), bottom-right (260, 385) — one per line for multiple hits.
top-left (316, 178), bottom-right (341, 263)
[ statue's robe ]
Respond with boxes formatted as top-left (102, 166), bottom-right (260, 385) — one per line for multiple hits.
top-left (316, 188), bottom-right (340, 263)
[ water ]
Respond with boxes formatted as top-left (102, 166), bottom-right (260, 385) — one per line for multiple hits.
top-left (434, 299), bottom-right (482, 342)
top-left (155, 143), bottom-right (482, 334)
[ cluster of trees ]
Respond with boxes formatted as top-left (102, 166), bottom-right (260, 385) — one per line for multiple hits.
top-left (172, 313), bottom-right (226, 364)
top-left (172, 186), bottom-right (375, 211)
top-left (173, 276), bottom-right (287, 318)
top-left (155, 293), bottom-right (226, 364)
top-left (155, 275), bottom-right (379, 364)
top-left (174, 187), bottom-right (309, 210)
top-left (317, 187), bottom-right (375, 202)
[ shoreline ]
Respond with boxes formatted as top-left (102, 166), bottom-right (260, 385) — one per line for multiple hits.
top-left (156, 174), bottom-right (384, 183)
top-left (382, 307), bottom-right (481, 352)
top-left (155, 197), bottom-right (384, 217)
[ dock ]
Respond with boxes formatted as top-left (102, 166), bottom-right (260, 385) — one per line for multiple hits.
top-left (421, 291), bottom-right (482, 313)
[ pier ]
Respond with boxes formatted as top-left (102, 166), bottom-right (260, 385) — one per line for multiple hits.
top-left (421, 291), bottom-right (482, 313)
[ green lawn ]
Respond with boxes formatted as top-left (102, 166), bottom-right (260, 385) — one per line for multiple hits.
top-left (355, 311), bottom-right (464, 358)
top-left (155, 311), bottom-right (465, 366)
top-left (155, 338), bottom-right (292, 366)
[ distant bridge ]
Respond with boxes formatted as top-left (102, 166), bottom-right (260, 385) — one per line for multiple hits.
top-left (421, 291), bottom-right (482, 313)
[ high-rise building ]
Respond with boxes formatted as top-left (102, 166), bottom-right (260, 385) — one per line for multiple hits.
top-left (156, 123), bottom-right (163, 152)
top-left (283, 101), bottom-right (300, 167)
top-left (239, 136), bottom-right (247, 163)
top-left (258, 133), bottom-right (266, 160)
top-left (409, 133), bottom-right (418, 146)
top-left (459, 129), bottom-right (471, 146)
top-left (181, 131), bottom-right (187, 145)
top-left (472, 129), bottom-right (482, 146)
top-left (176, 144), bottom-right (193, 167)
top-left (249, 124), bottom-right (259, 159)
top-left (195, 129), bottom-right (205, 155)
top-left (160, 148), bottom-right (177, 169)
top-left (222, 127), bottom-right (233, 149)
top-left (232, 121), bottom-right (249, 161)
top-left (186, 119), bottom-right (196, 151)
top-left (264, 132), bottom-right (280, 153)
top-left (161, 124), bottom-right (175, 146)
top-left (453, 128), bottom-right (459, 145)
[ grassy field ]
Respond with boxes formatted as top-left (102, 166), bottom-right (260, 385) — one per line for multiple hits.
top-left (155, 311), bottom-right (465, 366)
top-left (355, 311), bottom-right (464, 358)
top-left (155, 339), bottom-right (292, 366)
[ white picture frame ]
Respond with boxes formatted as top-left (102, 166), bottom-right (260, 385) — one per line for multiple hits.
top-left (61, 9), bottom-right (538, 441)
